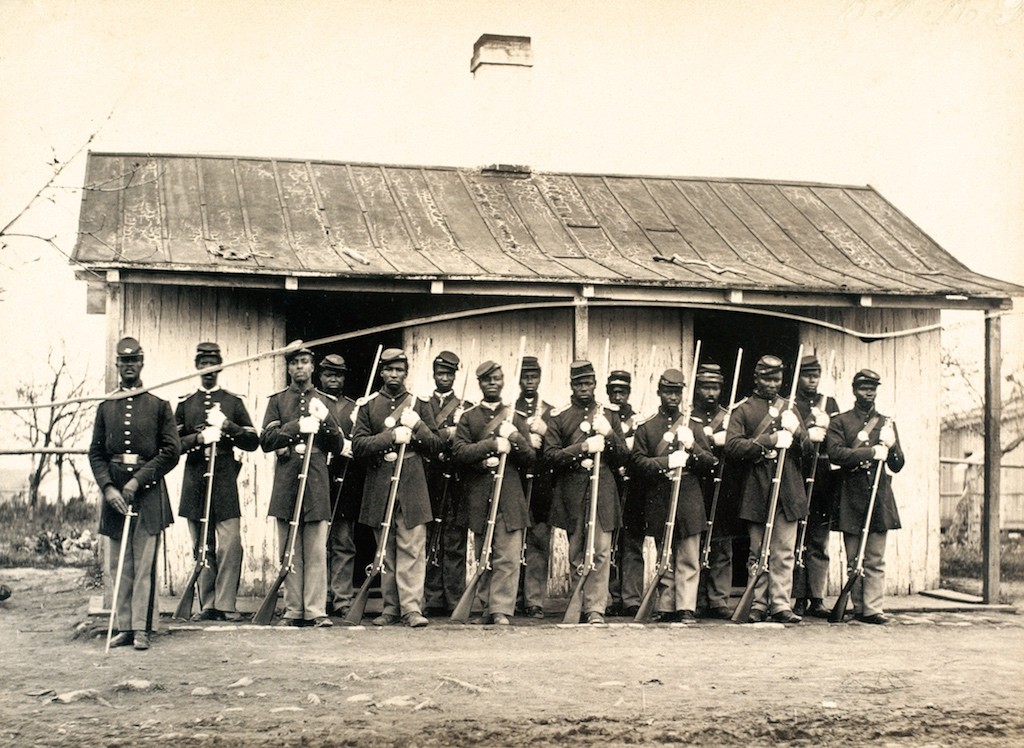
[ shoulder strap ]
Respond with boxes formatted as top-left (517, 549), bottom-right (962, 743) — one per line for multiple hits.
top-left (436, 394), bottom-right (462, 425)
top-left (751, 396), bottom-right (785, 439)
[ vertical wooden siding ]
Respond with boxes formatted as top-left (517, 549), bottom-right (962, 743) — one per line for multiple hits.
top-left (120, 284), bottom-right (286, 595)
top-left (798, 307), bottom-right (941, 594)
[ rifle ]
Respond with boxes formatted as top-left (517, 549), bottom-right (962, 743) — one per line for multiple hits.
top-left (105, 507), bottom-right (137, 654)
top-left (795, 349), bottom-right (835, 569)
top-left (344, 393), bottom-right (417, 625)
top-left (174, 443), bottom-right (217, 620)
top-left (635, 340), bottom-right (702, 623)
top-left (701, 348), bottom-right (743, 569)
top-left (329, 344), bottom-right (383, 532)
top-left (452, 336), bottom-right (526, 623)
top-left (732, 344), bottom-right (804, 623)
top-left (519, 341), bottom-right (551, 566)
top-left (829, 420), bottom-right (890, 622)
top-left (427, 339), bottom-right (474, 567)
top-left (253, 430), bottom-right (316, 625)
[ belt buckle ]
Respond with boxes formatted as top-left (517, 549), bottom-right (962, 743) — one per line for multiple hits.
top-left (121, 454), bottom-right (139, 466)
top-left (384, 451), bottom-right (398, 463)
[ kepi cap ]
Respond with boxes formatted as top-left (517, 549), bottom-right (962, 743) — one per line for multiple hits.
top-left (195, 341), bottom-right (222, 363)
top-left (754, 355), bottom-right (784, 375)
top-left (799, 354), bottom-right (821, 373)
top-left (476, 360), bottom-right (501, 379)
top-left (520, 356), bottom-right (541, 373)
top-left (852, 368), bottom-right (882, 387)
top-left (116, 337), bottom-right (143, 358)
top-left (658, 368), bottom-right (685, 389)
top-left (284, 341), bottom-right (314, 362)
top-left (569, 360), bottom-right (596, 381)
top-left (379, 348), bottom-right (408, 366)
top-left (695, 363), bottom-right (724, 385)
top-left (606, 370), bottom-right (632, 388)
top-left (320, 354), bottom-right (348, 372)
top-left (433, 351), bottom-right (460, 372)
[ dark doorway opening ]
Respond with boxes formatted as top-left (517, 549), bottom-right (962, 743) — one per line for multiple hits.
top-left (693, 308), bottom-right (801, 589)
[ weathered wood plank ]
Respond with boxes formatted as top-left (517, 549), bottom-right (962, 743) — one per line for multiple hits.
top-left (385, 168), bottom-right (485, 276)
top-left (263, 161), bottom-right (335, 272)
top-left (75, 156), bottom-right (126, 262)
top-left (565, 225), bottom-right (661, 280)
top-left (348, 166), bottom-right (441, 275)
top-left (199, 159), bottom-right (260, 270)
top-left (159, 158), bottom-right (210, 266)
top-left (119, 159), bottom-right (167, 263)
top-left (420, 169), bottom-right (532, 276)
top-left (502, 177), bottom-right (585, 260)
top-left (308, 163), bottom-right (393, 273)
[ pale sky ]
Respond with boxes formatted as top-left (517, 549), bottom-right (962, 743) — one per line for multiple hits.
top-left (1, 0), bottom-right (1022, 405)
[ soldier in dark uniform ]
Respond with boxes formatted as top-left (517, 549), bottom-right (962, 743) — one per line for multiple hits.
top-left (451, 360), bottom-right (535, 625)
top-left (422, 350), bottom-right (471, 617)
top-left (175, 341), bottom-right (259, 622)
top-left (260, 346), bottom-right (342, 628)
top-left (724, 354), bottom-right (814, 624)
top-left (791, 354), bottom-right (840, 618)
top-left (632, 368), bottom-right (716, 622)
top-left (352, 348), bottom-right (443, 628)
top-left (604, 370), bottom-right (643, 617)
top-left (89, 337), bottom-right (180, 650)
top-left (516, 355), bottom-right (554, 619)
top-left (692, 363), bottom-right (739, 620)
top-left (826, 368), bottom-right (904, 624)
top-left (545, 360), bottom-right (628, 624)
top-left (318, 354), bottom-right (364, 619)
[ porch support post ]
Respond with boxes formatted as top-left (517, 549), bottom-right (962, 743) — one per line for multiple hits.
top-left (573, 295), bottom-right (589, 361)
top-left (982, 311), bottom-right (1002, 603)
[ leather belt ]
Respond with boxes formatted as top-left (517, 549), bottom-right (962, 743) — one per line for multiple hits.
top-left (110, 454), bottom-right (140, 465)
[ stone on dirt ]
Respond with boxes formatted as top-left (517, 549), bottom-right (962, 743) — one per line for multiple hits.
top-left (114, 679), bottom-right (160, 692)
top-left (227, 677), bottom-right (254, 688)
top-left (191, 687), bottom-right (214, 697)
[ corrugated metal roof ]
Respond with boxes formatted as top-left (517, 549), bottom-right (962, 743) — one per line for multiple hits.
top-left (72, 152), bottom-right (1023, 302)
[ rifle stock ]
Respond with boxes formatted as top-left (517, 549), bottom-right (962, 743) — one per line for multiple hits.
top-left (253, 431), bottom-right (316, 625)
top-left (174, 444), bottom-right (217, 620)
top-left (563, 448), bottom-right (601, 623)
top-left (829, 451), bottom-right (886, 622)
top-left (730, 344), bottom-right (803, 623)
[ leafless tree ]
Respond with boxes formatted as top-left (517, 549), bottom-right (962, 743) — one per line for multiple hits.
top-left (11, 348), bottom-right (97, 517)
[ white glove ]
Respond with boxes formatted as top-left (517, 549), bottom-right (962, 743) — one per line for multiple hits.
top-left (206, 405), bottom-right (226, 428)
top-left (668, 450), bottom-right (688, 469)
top-left (592, 413), bottom-right (612, 436)
top-left (498, 421), bottom-right (516, 439)
top-left (495, 436), bottom-right (511, 454)
top-left (299, 416), bottom-right (320, 434)
top-left (400, 408), bottom-right (420, 428)
top-left (530, 417), bottom-right (548, 436)
top-left (780, 409), bottom-right (800, 434)
top-left (341, 438), bottom-right (353, 458)
top-left (393, 425), bottom-right (412, 445)
top-left (872, 445), bottom-right (889, 461)
top-left (676, 426), bottom-right (695, 450)
top-left (529, 433), bottom-right (543, 450)
top-left (773, 430), bottom-right (793, 450)
top-left (200, 425), bottom-right (221, 444)
top-left (879, 424), bottom-right (896, 448)
top-left (625, 435), bottom-right (635, 451)
top-left (811, 407), bottom-right (830, 428)
top-left (808, 426), bottom-right (827, 444)
top-left (309, 398), bottom-right (329, 421)
top-left (584, 434), bottom-right (606, 454)
top-left (712, 430), bottom-right (726, 447)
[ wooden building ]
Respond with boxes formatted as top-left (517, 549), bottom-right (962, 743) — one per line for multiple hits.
top-left (72, 152), bottom-right (1022, 599)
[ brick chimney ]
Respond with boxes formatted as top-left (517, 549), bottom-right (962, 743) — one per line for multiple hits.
top-left (470, 34), bottom-right (533, 172)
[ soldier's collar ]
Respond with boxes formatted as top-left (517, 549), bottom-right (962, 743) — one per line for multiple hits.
top-left (288, 382), bottom-right (315, 395)
top-left (119, 382), bottom-right (144, 391)
top-left (434, 390), bottom-right (454, 400)
top-left (199, 385), bottom-right (222, 394)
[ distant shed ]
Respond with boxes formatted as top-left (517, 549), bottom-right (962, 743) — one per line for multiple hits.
top-left (72, 152), bottom-right (1023, 599)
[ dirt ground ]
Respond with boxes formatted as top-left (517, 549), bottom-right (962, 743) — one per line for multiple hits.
top-left (1, 568), bottom-right (1022, 747)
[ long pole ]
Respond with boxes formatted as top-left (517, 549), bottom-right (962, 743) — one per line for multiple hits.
top-left (701, 347), bottom-right (743, 569)
top-left (174, 444), bottom-right (217, 620)
top-left (105, 509), bottom-right (137, 654)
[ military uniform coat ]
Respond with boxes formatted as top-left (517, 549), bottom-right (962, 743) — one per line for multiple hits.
top-left (794, 392), bottom-right (841, 520)
top-left (423, 391), bottom-right (473, 526)
top-left (90, 387), bottom-right (180, 538)
top-left (352, 387), bottom-right (443, 529)
top-left (516, 394), bottom-right (554, 525)
top-left (691, 402), bottom-right (744, 538)
top-left (544, 400), bottom-right (627, 534)
top-left (825, 406), bottom-right (905, 533)
top-left (451, 402), bottom-right (535, 534)
top-left (260, 384), bottom-right (343, 523)
top-left (326, 394), bottom-right (366, 521)
top-left (632, 409), bottom-right (716, 539)
top-left (176, 388), bottom-right (259, 523)
top-left (724, 392), bottom-right (815, 524)
top-left (609, 403), bottom-right (644, 533)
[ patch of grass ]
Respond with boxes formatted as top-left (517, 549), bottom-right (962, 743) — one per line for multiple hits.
top-left (0, 496), bottom-right (99, 568)
top-left (940, 536), bottom-right (1024, 581)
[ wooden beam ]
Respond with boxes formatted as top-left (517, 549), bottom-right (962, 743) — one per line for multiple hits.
top-left (574, 296), bottom-right (588, 360)
top-left (983, 311), bottom-right (1002, 603)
